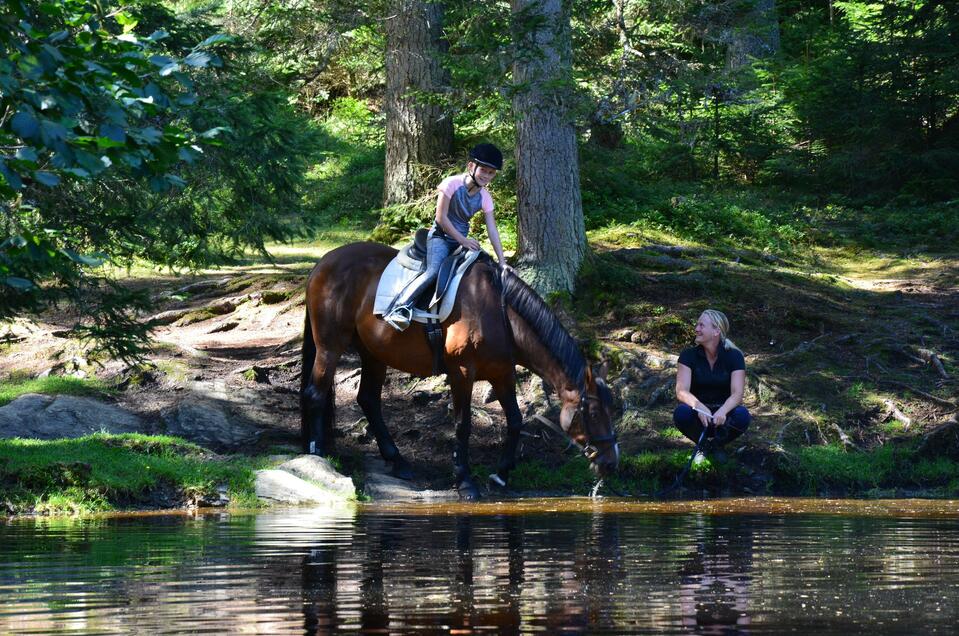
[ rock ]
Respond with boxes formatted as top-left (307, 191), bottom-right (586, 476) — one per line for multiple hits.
top-left (0, 394), bottom-right (144, 439)
top-left (160, 398), bottom-right (260, 450)
top-left (254, 469), bottom-right (352, 506)
top-left (362, 460), bottom-right (458, 502)
top-left (610, 328), bottom-right (635, 342)
top-left (277, 455), bottom-right (355, 499)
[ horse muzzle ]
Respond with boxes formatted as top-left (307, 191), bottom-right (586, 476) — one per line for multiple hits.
top-left (587, 442), bottom-right (620, 477)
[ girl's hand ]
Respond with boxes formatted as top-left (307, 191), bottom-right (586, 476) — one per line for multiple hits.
top-left (500, 263), bottom-right (515, 275)
top-left (463, 238), bottom-right (481, 251)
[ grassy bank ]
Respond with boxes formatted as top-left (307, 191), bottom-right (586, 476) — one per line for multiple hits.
top-left (495, 440), bottom-right (959, 499)
top-left (0, 434), bottom-right (267, 516)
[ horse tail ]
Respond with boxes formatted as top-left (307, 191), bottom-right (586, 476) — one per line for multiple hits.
top-left (300, 307), bottom-right (316, 395)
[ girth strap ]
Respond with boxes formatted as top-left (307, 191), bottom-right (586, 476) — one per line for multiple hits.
top-left (424, 318), bottom-right (446, 376)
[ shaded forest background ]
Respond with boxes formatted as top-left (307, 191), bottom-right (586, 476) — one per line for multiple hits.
top-left (2, 0), bottom-right (957, 350)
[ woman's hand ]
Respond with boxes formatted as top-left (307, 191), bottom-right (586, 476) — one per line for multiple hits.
top-left (462, 238), bottom-right (481, 251)
top-left (500, 263), bottom-right (515, 275)
top-left (697, 409), bottom-right (713, 428)
top-left (712, 411), bottom-right (727, 427)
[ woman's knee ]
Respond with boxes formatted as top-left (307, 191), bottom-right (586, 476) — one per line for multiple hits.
top-left (728, 406), bottom-right (751, 431)
top-left (673, 404), bottom-right (696, 425)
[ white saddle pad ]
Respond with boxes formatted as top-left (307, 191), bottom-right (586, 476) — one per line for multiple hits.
top-left (373, 249), bottom-right (482, 323)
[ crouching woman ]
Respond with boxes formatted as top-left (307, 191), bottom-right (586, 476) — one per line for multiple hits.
top-left (674, 309), bottom-right (750, 453)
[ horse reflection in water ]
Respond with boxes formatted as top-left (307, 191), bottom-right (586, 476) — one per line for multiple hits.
top-left (301, 243), bottom-right (619, 498)
top-left (298, 513), bottom-right (629, 635)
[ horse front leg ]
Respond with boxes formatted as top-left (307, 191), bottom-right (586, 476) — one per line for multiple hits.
top-left (356, 353), bottom-right (413, 480)
top-left (488, 376), bottom-right (523, 490)
top-left (448, 371), bottom-right (481, 500)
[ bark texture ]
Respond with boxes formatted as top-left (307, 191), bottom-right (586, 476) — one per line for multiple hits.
top-left (511, 0), bottom-right (586, 295)
top-left (383, 1), bottom-right (453, 207)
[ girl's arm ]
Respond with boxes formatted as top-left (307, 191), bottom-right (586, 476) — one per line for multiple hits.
top-left (483, 208), bottom-right (508, 267)
top-left (435, 192), bottom-right (479, 250)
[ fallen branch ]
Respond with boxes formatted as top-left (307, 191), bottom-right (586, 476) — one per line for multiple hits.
top-left (882, 399), bottom-right (912, 428)
top-left (763, 332), bottom-right (831, 362)
top-left (917, 348), bottom-right (950, 380)
top-left (866, 377), bottom-right (958, 410)
top-left (831, 423), bottom-right (856, 449)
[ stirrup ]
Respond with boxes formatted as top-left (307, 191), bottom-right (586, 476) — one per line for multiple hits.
top-left (384, 305), bottom-right (413, 331)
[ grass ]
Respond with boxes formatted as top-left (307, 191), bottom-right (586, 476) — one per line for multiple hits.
top-left (0, 434), bottom-right (270, 515)
top-left (773, 444), bottom-right (959, 495)
top-left (0, 376), bottom-right (112, 407)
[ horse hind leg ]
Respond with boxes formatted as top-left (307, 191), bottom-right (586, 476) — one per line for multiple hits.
top-left (302, 349), bottom-right (342, 457)
top-left (356, 351), bottom-right (413, 480)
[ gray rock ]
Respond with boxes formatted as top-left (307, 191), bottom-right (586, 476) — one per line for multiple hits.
top-left (160, 398), bottom-right (260, 450)
top-left (278, 455), bottom-right (355, 499)
top-left (0, 394), bottom-right (143, 439)
top-left (254, 469), bottom-right (352, 506)
top-left (362, 459), bottom-right (458, 502)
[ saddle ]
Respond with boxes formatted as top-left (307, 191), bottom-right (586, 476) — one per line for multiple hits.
top-left (373, 230), bottom-right (482, 374)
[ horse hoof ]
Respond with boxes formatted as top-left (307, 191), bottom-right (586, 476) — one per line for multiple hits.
top-left (457, 481), bottom-right (482, 501)
top-left (488, 473), bottom-right (508, 491)
top-left (391, 458), bottom-right (413, 480)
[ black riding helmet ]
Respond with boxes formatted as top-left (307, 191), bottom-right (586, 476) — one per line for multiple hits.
top-left (469, 143), bottom-right (503, 170)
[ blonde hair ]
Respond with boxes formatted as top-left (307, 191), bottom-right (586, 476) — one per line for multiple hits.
top-left (701, 309), bottom-right (740, 352)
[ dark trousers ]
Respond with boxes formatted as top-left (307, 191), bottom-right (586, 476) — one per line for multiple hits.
top-left (673, 404), bottom-right (750, 446)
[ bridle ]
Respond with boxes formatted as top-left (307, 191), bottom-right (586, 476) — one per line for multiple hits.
top-left (577, 389), bottom-right (618, 462)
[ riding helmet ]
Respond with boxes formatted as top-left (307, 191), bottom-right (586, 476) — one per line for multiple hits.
top-left (469, 143), bottom-right (503, 170)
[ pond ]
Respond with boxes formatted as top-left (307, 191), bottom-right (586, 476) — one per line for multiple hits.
top-left (1, 498), bottom-right (958, 634)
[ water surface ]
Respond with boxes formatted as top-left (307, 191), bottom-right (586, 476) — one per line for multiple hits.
top-left (2, 498), bottom-right (958, 634)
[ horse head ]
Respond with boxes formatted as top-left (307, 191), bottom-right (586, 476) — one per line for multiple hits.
top-left (558, 362), bottom-right (620, 477)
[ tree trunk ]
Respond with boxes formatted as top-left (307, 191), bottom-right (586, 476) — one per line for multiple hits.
top-left (725, 0), bottom-right (780, 72)
top-left (511, 0), bottom-right (586, 295)
top-left (383, 1), bottom-right (453, 207)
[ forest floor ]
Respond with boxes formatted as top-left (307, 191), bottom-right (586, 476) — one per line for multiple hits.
top-left (2, 221), bottom-right (957, 513)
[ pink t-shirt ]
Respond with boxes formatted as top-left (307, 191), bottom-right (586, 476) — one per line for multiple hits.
top-left (434, 174), bottom-right (494, 240)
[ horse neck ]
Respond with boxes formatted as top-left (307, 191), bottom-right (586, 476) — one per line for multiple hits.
top-left (507, 310), bottom-right (582, 402)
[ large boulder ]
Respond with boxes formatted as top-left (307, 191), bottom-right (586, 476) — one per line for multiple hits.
top-left (254, 469), bottom-right (352, 506)
top-left (277, 455), bottom-right (355, 499)
top-left (0, 394), bottom-right (143, 439)
top-left (160, 398), bottom-right (260, 451)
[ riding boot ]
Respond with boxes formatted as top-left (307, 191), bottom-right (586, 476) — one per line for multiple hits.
top-left (384, 270), bottom-right (437, 331)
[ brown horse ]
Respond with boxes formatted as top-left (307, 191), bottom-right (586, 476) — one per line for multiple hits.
top-left (301, 242), bottom-right (619, 499)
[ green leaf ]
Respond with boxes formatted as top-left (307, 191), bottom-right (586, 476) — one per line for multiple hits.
top-left (0, 160), bottom-right (24, 190)
top-left (15, 147), bottom-right (39, 162)
top-left (199, 127), bottom-right (229, 139)
top-left (11, 111), bottom-right (40, 139)
top-left (61, 249), bottom-right (105, 267)
top-left (183, 52), bottom-right (212, 68)
top-left (4, 277), bottom-right (36, 291)
top-left (198, 34), bottom-right (232, 47)
top-left (33, 171), bottom-right (60, 186)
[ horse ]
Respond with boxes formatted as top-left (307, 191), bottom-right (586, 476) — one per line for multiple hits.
top-left (301, 241), bottom-right (619, 499)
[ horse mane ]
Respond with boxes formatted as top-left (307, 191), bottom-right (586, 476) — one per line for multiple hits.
top-left (479, 255), bottom-right (587, 389)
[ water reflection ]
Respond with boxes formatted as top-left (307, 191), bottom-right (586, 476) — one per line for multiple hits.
top-left (2, 499), bottom-right (959, 634)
